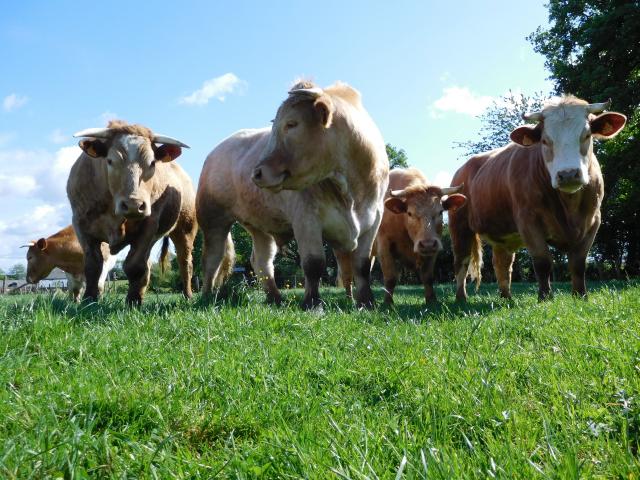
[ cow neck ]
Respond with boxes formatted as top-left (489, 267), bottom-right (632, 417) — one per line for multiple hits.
top-left (532, 146), bottom-right (596, 242)
top-left (47, 243), bottom-right (84, 275)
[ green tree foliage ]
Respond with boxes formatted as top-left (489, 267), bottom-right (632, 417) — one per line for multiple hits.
top-left (386, 143), bottom-right (409, 169)
top-left (455, 91), bottom-right (548, 157)
top-left (8, 263), bottom-right (26, 279)
top-left (530, 1), bottom-right (640, 275)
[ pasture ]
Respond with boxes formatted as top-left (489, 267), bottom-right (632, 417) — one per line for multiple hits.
top-left (1, 282), bottom-right (639, 478)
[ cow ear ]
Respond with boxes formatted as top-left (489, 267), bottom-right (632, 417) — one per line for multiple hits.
top-left (385, 197), bottom-right (407, 214)
top-left (36, 238), bottom-right (47, 251)
top-left (78, 139), bottom-right (108, 158)
top-left (155, 144), bottom-right (182, 163)
top-left (510, 124), bottom-right (541, 146)
top-left (314, 96), bottom-right (334, 128)
top-left (442, 193), bottom-right (467, 212)
top-left (590, 112), bottom-right (626, 139)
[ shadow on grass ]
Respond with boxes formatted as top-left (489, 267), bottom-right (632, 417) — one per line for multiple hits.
top-left (1, 279), bottom-right (636, 326)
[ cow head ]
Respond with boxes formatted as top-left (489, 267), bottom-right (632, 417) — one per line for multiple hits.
top-left (74, 121), bottom-right (189, 219)
top-left (253, 83), bottom-right (335, 192)
top-left (23, 238), bottom-right (53, 283)
top-left (510, 97), bottom-right (626, 193)
top-left (385, 185), bottom-right (466, 256)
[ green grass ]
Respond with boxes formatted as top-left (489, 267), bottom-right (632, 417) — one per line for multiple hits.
top-left (1, 281), bottom-right (639, 478)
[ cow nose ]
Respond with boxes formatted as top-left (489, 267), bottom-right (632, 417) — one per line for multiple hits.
top-left (557, 168), bottom-right (580, 183)
top-left (119, 200), bottom-right (130, 213)
top-left (419, 239), bottom-right (439, 251)
top-left (252, 167), bottom-right (262, 181)
top-left (138, 201), bottom-right (146, 213)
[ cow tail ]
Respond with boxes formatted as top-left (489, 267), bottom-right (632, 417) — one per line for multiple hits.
top-left (159, 236), bottom-right (170, 274)
top-left (470, 233), bottom-right (483, 292)
top-left (214, 232), bottom-right (236, 287)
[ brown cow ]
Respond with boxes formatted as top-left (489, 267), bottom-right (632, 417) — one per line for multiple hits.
top-left (197, 81), bottom-right (389, 309)
top-left (68, 120), bottom-right (197, 305)
top-left (23, 225), bottom-right (116, 302)
top-left (376, 168), bottom-right (466, 304)
top-left (449, 96), bottom-right (626, 301)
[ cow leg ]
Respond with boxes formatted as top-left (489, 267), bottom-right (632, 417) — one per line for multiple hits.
top-left (492, 246), bottom-right (515, 299)
top-left (568, 223), bottom-right (598, 299)
top-left (79, 235), bottom-right (104, 302)
top-left (170, 229), bottom-right (196, 299)
top-left (123, 235), bottom-right (155, 306)
top-left (351, 227), bottom-right (377, 309)
top-left (377, 242), bottom-right (397, 305)
top-left (201, 222), bottom-right (233, 297)
top-left (334, 250), bottom-right (353, 299)
top-left (249, 229), bottom-right (282, 305)
top-left (292, 222), bottom-right (325, 310)
top-left (66, 273), bottom-right (83, 303)
top-left (520, 223), bottom-right (553, 301)
top-left (419, 255), bottom-right (438, 303)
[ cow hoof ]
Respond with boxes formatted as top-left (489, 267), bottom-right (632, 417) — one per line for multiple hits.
top-left (266, 295), bottom-right (283, 306)
top-left (500, 291), bottom-right (512, 299)
top-left (301, 297), bottom-right (322, 310)
top-left (126, 296), bottom-right (143, 307)
top-left (455, 294), bottom-right (468, 303)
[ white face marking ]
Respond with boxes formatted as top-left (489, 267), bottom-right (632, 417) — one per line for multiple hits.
top-left (540, 105), bottom-right (592, 192)
top-left (107, 134), bottom-right (155, 218)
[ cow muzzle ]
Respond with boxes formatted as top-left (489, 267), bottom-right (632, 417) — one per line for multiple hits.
top-left (116, 197), bottom-right (151, 218)
top-left (415, 238), bottom-right (441, 256)
top-left (556, 168), bottom-right (587, 194)
top-left (252, 165), bottom-right (290, 192)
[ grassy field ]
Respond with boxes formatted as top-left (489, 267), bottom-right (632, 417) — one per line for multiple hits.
top-left (1, 281), bottom-right (639, 478)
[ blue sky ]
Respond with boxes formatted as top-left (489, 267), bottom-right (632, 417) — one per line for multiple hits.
top-left (0, 1), bottom-right (553, 271)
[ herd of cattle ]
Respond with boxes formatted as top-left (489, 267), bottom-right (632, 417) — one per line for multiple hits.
top-left (22, 81), bottom-right (627, 308)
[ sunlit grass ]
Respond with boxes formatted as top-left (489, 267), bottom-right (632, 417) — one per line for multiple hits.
top-left (0, 281), bottom-right (638, 478)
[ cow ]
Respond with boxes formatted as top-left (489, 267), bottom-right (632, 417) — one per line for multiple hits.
top-left (375, 168), bottom-right (466, 304)
top-left (196, 80), bottom-right (389, 309)
top-left (67, 120), bottom-right (198, 305)
top-left (449, 96), bottom-right (626, 301)
top-left (23, 225), bottom-right (116, 302)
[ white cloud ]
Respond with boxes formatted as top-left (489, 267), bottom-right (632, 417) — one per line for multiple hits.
top-left (0, 132), bottom-right (14, 147)
top-left (432, 86), bottom-right (494, 117)
top-left (3, 93), bottom-right (29, 112)
top-left (433, 170), bottom-right (453, 189)
top-left (0, 145), bottom-right (80, 203)
top-left (0, 174), bottom-right (37, 196)
top-left (0, 202), bottom-right (70, 270)
top-left (48, 128), bottom-right (68, 144)
top-left (179, 73), bottom-right (246, 106)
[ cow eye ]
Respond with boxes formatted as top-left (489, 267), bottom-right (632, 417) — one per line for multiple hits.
top-left (407, 211), bottom-right (412, 217)
top-left (107, 158), bottom-right (113, 166)
top-left (286, 121), bottom-right (298, 129)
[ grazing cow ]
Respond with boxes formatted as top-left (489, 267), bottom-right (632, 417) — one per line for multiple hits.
top-left (375, 168), bottom-right (466, 304)
top-left (197, 80), bottom-right (389, 309)
top-left (68, 120), bottom-right (197, 305)
top-left (449, 96), bottom-right (626, 301)
top-left (23, 225), bottom-right (116, 302)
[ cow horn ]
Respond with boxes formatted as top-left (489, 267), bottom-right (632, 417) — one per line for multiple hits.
top-left (441, 184), bottom-right (463, 195)
top-left (586, 99), bottom-right (611, 114)
top-left (522, 111), bottom-right (543, 122)
top-left (389, 189), bottom-right (407, 198)
top-left (288, 87), bottom-right (324, 98)
top-left (152, 135), bottom-right (190, 148)
top-left (20, 241), bottom-right (35, 248)
top-left (73, 128), bottom-right (113, 139)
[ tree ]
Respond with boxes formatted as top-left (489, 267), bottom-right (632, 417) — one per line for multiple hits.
top-left (530, 1), bottom-right (640, 275)
top-left (386, 143), bottom-right (409, 169)
top-left (454, 91), bottom-right (548, 157)
top-left (8, 263), bottom-right (26, 279)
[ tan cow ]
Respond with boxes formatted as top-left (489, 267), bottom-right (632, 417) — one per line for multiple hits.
top-left (449, 96), bottom-right (626, 301)
top-left (23, 225), bottom-right (116, 302)
top-left (68, 120), bottom-right (197, 305)
top-left (197, 81), bottom-right (389, 309)
top-left (376, 168), bottom-right (466, 303)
